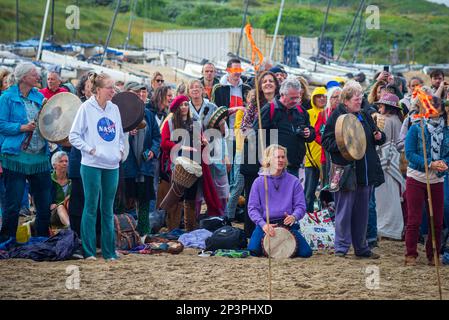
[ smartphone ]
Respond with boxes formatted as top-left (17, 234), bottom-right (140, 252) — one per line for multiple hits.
top-left (383, 65), bottom-right (390, 72)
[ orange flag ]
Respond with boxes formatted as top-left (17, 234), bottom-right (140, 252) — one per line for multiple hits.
top-left (412, 86), bottom-right (439, 119)
top-left (244, 23), bottom-right (264, 71)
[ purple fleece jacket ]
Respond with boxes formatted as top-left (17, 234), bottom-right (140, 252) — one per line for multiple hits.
top-left (248, 170), bottom-right (306, 228)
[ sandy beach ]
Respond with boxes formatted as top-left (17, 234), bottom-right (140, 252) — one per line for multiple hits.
top-left (1, 238), bottom-right (448, 300)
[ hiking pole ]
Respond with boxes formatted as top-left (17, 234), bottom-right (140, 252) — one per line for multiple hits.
top-left (419, 117), bottom-right (443, 300)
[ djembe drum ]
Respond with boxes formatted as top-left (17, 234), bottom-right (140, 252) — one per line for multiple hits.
top-left (159, 157), bottom-right (203, 210)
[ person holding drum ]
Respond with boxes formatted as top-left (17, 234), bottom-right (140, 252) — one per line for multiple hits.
top-left (160, 95), bottom-right (203, 231)
top-left (322, 80), bottom-right (385, 259)
top-left (0, 62), bottom-right (53, 248)
top-left (50, 151), bottom-right (71, 231)
top-left (69, 72), bottom-right (125, 261)
top-left (122, 81), bottom-right (161, 236)
top-left (247, 144), bottom-right (312, 258)
top-left (188, 79), bottom-right (229, 215)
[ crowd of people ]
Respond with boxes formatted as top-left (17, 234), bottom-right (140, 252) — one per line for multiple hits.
top-left (0, 59), bottom-right (448, 265)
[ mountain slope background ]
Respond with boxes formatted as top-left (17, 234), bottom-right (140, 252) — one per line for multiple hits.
top-left (1, 0), bottom-right (448, 64)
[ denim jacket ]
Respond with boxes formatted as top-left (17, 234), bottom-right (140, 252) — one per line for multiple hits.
top-left (0, 85), bottom-right (46, 155)
top-left (122, 109), bottom-right (161, 178)
top-left (405, 121), bottom-right (449, 176)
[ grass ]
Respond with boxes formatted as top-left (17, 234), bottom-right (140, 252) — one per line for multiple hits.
top-left (0, 0), bottom-right (448, 64)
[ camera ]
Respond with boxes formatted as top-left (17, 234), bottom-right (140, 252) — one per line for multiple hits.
top-left (294, 125), bottom-right (308, 138)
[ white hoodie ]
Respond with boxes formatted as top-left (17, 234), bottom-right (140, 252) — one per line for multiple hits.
top-left (69, 96), bottom-right (125, 170)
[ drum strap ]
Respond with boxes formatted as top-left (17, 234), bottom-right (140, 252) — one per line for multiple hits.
top-left (305, 143), bottom-right (320, 170)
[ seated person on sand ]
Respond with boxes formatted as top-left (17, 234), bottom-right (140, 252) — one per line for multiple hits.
top-left (247, 144), bottom-right (312, 258)
top-left (50, 151), bottom-right (71, 230)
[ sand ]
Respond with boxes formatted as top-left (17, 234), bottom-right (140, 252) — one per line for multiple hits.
top-left (1, 238), bottom-right (448, 300)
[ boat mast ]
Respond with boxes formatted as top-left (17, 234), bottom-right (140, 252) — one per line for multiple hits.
top-left (315, 0), bottom-right (331, 71)
top-left (236, 0), bottom-right (250, 57)
top-left (100, 0), bottom-right (122, 66)
top-left (269, 0), bottom-right (285, 61)
top-left (49, 0), bottom-right (55, 43)
top-left (16, 0), bottom-right (19, 42)
top-left (36, 0), bottom-right (51, 61)
top-left (336, 0), bottom-right (365, 62)
top-left (124, 0), bottom-right (138, 51)
top-left (352, 8), bottom-right (366, 63)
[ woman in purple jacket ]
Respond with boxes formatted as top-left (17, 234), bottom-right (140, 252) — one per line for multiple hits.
top-left (247, 144), bottom-right (312, 257)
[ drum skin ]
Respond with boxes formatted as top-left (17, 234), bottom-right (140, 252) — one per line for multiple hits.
top-left (38, 92), bottom-right (82, 144)
top-left (335, 113), bottom-right (367, 161)
top-left (262, 226), bottom-right (298, 259)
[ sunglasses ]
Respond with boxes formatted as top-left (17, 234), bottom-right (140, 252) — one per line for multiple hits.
top-left (155, 79), bottom-right (165, 83)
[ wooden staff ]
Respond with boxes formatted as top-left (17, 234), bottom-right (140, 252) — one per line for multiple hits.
top-left (246, 22), bottom-right (272, 299)
top-left (418, 115), bottom-right (442, 300)
top-left (254, 72), bottom-right (272, 301)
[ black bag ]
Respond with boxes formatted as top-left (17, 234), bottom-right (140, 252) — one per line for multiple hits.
top-left (199, 216), bottom-right (231, 232)
top-left (340, 163), bottom-right (357, 191)
top-left (205, 226), bottom-right (247, 251)
top-left (329, 162), bottom-right (357, 192)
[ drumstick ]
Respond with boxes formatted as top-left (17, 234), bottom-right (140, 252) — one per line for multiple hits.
top-left (21, 120), bottom-right (36, 150)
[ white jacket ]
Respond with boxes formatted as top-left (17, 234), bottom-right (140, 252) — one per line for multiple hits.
top-left (69, 96), bottom-right (125, 170)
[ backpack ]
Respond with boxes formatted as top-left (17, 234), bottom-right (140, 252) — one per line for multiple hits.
top-left (205, 226), bottom-right (247, 251)
top-left (269, 101), bottom-right (304, 124)
top-left (199, 216), bottom-right (232, 232)
top-left (114, 214), bottom-right (141, 250)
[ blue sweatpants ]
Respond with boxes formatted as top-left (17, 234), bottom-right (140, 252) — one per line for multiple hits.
top-left (80, 165), bottom-right (119, 260)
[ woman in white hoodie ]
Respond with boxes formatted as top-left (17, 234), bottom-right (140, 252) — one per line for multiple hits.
top-left (69, 73), bottom-right (125, 261)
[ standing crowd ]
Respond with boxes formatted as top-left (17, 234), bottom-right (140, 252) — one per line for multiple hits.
top-left (0, 59), bottom-right (448, 265)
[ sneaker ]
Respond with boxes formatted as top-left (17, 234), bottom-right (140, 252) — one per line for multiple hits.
top-left (71, 248), bottom-right (84, 260)
top-left (404, 255), bottom-right (417, 266)
top-left (85, 256), bottom-right (97, 261)
top-left (106, 258), bottom-right (117, 262)
top-left (356, 251), bottom-right (380, 259)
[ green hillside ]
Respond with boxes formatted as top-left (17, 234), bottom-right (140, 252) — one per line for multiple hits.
top-left (1, 0), bottom-right (448, 64)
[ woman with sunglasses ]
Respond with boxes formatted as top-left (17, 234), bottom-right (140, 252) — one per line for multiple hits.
top-left (150, 72), bottom-right (165, 97)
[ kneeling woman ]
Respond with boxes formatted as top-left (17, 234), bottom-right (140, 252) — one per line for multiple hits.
top-left (247, 144), bottom-right (312, 258)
